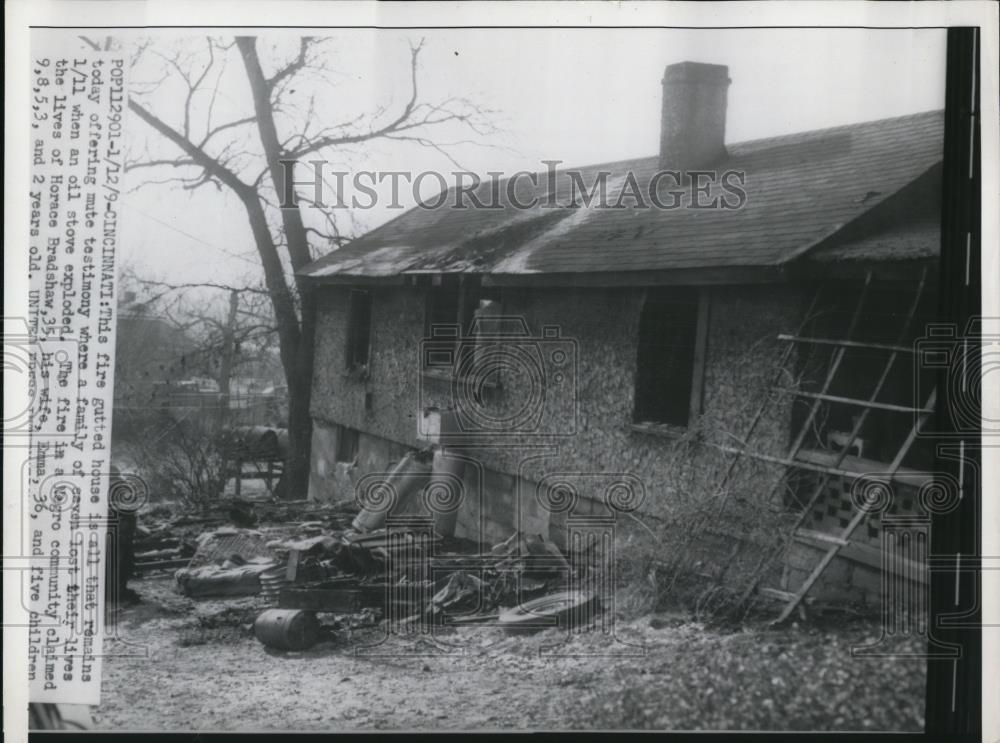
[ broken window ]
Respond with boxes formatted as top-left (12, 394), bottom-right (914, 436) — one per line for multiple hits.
top-left (423, 276), bottom-right (462, 370)
top-left (335, 425), bottom-right (359, 464)
top-left (345, 289), bottom-right (373, 371)
top-left (632, 287), bottom-right (706, 428)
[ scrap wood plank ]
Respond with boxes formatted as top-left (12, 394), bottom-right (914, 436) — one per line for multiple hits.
top-left (759, 587), bottom-right (815, 605)
top-left (446, 612), bottom-right (500, 625)
top-left (789, 533), bottom-right (928, 584)
top-left (134, 557), bottom-right (192, 572)
top-left (279, 585), bottom-right (389, 613)
top-left (776, 334), bottom-right (917, 354)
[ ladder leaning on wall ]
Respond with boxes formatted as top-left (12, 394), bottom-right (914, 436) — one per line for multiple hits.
top-left (716, 267), bottom-right (936, 623)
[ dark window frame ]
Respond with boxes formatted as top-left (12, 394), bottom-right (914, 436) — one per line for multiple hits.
top-left (422, 275), bottom-right (502, 373)
top-left (632, 287), bottom-right (710, 430)
top-left (345, 289), bottom-right (373, 372)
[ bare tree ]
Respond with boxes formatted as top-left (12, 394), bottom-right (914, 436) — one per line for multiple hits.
top-left (88, 35), bottom-right (493, 498)
top-left (122, 271), bottom-right (286, 421)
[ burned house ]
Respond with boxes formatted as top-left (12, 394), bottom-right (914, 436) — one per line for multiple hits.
top-left (299, 62), bottom-right (944, 610)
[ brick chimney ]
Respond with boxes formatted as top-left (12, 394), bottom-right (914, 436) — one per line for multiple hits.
top-left (659, 61), bottom-right (731, 172)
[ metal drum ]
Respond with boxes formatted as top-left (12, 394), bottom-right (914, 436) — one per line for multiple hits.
top-left (426, 447), bottom-right (466, 538)
top-left (222, 426), bottom-right (282, 460)
top-left (253, 609), bottom-right (320, 650)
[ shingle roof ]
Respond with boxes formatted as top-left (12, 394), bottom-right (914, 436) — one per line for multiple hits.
top-left (808, 220), bottom-right (940, 263)
top-left (299, 110), bottom-right (943, 280)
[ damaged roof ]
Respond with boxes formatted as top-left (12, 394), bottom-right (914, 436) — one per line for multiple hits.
top-left (299, 110), bottom-right (943, 281)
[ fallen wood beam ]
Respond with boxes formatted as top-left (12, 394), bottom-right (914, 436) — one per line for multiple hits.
top-left (134, 558), bottom-right (192, 571)
top-left (790, 535), bottom-right (929, 584)
top-left (777, 334), bottom-right (916, 354)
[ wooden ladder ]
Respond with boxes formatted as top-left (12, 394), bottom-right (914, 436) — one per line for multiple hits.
top-left (723, 268), bottom-right (935, 621)
top-left (769, 267), bottom-right (932, 623)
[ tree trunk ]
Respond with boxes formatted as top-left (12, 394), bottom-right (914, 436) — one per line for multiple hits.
top-left (233, 188), bottom-right (312, 501)
top-left (237, 36), bottom-right (317, 501)
top-left (282, 345), bottom-right (314, 501)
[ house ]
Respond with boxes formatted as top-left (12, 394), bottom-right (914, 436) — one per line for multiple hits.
top-left (298, 62), bottom-right (944, 607)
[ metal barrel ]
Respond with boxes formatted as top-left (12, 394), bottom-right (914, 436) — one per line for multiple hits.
top-left (427, 447), bottom-right (466, 538)
top-left (253, 609), bottom-right (320, 651)
top-left (351, 451), bottom-right (432, 533)
top-left (223, 426), bottom-right (281, 459)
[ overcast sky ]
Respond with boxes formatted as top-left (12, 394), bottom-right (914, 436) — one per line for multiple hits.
top-left (112, 27), bottom-right (947, 292)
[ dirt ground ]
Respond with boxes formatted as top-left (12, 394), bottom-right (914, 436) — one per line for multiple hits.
top-left (90, 574), bottom-right (927, 732)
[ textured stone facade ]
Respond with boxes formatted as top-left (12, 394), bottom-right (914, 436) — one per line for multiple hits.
top-left (309, 282), bottom-right (806, 537)
top-left (308, 278), bottom-right (941, 607)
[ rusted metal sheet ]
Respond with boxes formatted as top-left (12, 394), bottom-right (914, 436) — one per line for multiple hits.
top-left (134, 557), bottom-right (191, 574)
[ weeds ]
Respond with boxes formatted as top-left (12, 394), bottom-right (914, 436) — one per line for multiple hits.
top-left (116, 413), bottom-right (229, 511)
top-left (613, 331), bottom-right (805, 623)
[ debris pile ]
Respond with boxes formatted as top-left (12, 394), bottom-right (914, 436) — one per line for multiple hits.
top-left (128, 490), bottom-right (601, 651)
top-left (182, 523), bottom-right (596, 647)
top-left (126, 498), bottom-right (356, 587)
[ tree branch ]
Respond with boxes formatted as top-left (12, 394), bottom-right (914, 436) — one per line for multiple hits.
top-left (267, 37), bottom-right (314, 90)
top-left (127, 97), bottom-right (253, 197)
top-left (133, 278), bottom-right (273, 296)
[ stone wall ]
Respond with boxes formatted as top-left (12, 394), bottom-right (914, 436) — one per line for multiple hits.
top-left (310, 282), bottom-right (805, 505)
top-left (307, 278), bottom-right (935, 608)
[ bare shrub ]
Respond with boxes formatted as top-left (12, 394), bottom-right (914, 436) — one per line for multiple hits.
top-left (614, 332), bottom-right (805, 623)
top-left (119, 412), bottom-right (229, 511)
